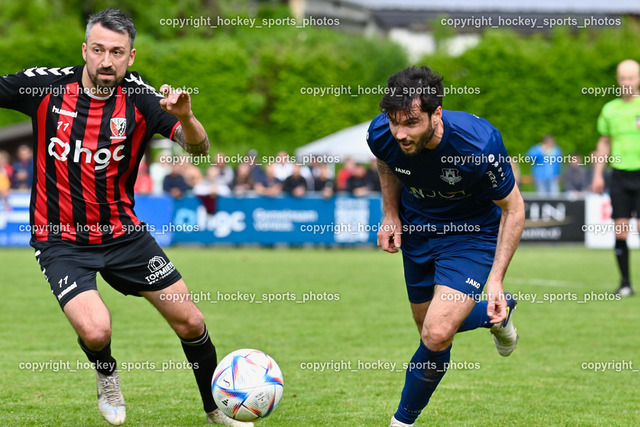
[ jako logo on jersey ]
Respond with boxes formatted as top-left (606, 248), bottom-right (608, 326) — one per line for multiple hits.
top-left (395, 167), bottom-right (411, 175)
top-left (465, 277), bottom-right (481, 289)
top-left (440, 168), bottom-right (462, 185)
top-left (485, 170), bottom-right (498, 188)
top-left (47, 138), bottom-right (125, 171)
top-left (110, 118), bottom-right (126, 139)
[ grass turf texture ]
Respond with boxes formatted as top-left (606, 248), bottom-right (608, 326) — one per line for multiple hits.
top-left (0, 246), bottom-right (639, 426)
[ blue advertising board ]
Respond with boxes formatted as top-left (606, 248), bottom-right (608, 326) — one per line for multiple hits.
top-left (171, 195), bottom-right (383, 245)
top-left (0, 194), bottom-right (383, 247)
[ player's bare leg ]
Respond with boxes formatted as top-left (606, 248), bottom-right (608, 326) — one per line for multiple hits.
top-left (64, 291), bottom-right (125, 425)
top-left (613, 218), bottom-right (634, 297)
top-left (391, 286), bottom-right (475, 427)
top-left (142, 280), bottom-right (253, 426)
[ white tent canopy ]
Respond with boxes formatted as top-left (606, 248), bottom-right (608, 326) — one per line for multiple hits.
top-left (294, 121), bottom-right (374, 164)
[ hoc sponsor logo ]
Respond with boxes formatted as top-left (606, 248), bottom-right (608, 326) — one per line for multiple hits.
top-left (47, 138), bottom-right (125, 171)
top-left (110, 118), bottom-right (127, 139)
top-left (440, 168), bottom-right (462, 185)
top-left (145, 256), bottom-right (176, 285)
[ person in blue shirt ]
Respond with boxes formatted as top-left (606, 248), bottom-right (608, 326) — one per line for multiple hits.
top-left (526, 134), bottom-right (562, 195)
top-left (367, 66), bottom-right (525, 427)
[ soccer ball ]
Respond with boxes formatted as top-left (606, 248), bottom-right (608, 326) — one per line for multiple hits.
top-left (211, 349), bottom-right (284, 421)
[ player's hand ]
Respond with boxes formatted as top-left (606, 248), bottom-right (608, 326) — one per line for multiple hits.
top-left (377, 216), bottom-right (402, 253)
top-left (591, 173), bottom-right (605, 194)
top-left (486, 281), bottom-right (507, 324)
top-left (159, 84), bottom-right (192, 119)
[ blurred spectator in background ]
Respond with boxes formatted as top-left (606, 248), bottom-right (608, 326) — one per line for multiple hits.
top-left (11, 144), bottom-right (33, 189)
top-left (527, 135), bottom-right (562, 196)
top-left (194, 166), bottom-right (231, 197)
top-left (254, 164), bottom-right (282, 197)
top-left (134, 157), bottom-right (153, 194)
top-left (346, 163), bottom-right (373, 197)
top-left (247, 149), bottom-right (266, 186)
top-left (163, 164), bottom-right (188, 199)
top-left (283, 164), bottom-right (308, 197)
top-left (193, 166), bottom-right (231, 214)
top-left (0, 150), bottom-right (11, 210)
top-left (563, 153), bottom-right (592, 199)
top-left (273, 150), bottom-right (294, 181)
top-left (150, 150), bottom-right (172, 195)
top-left (336, 158), bottom-right (356, 191)
top-left (365, 158), bottom-right (381, 192)
top-left (313, 163), bottom-right (335, 199)
top-left (232, 162), bottom-right (253, 195)
top-left (181, 162), bottom-right (203, 190)
top-left (214, 152), bottom-right (235, 187)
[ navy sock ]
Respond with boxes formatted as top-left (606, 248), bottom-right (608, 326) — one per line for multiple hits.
top-left (615, 239), bottom-right (630, 286)
top-left (180, 325), bottom-right (218, 413)
top-left (78, 337), bottom-right (116, 376)
top-left (394, 340), bottom-right (451, 424)
top-left (457, 300), bottom-right (492, 332)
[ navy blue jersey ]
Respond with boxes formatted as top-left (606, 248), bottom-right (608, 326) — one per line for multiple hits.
top-left (367, 110), bottom-right (515, 236)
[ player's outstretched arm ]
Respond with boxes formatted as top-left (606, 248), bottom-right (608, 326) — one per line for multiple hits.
top-left (159, 84), bottom-right (210, 156)
top-left (486, 184), bottom-right (525, 323)
top-left (377, 159), bottom-right (403, 253)
top-left (591, 135), bottom-right (611, 194)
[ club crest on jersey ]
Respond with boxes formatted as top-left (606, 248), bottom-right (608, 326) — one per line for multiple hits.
top-left (110, 118), bottom-right (127, 139)
top-left (440, 168), bottom-right (461, 185)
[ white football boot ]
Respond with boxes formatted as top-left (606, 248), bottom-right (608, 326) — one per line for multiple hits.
top-left (96, 369), bottom-right (126, 425)
top-left (389, 415), bottom-right (414, 427)
top-left (206, 409), bottom-right (254, 426)
top-left (490, 292), bottom-right (519, 356)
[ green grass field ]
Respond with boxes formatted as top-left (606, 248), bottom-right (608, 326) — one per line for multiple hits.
top-left (1, 245), bottom-right (639, 426)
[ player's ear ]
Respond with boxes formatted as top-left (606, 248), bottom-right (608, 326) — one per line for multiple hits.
top-left (432, 106), bottom-right (443, 123)
top-left (128, 48), bottom-right (136, 67)
top-left (82, 42), bottom-right (87, 62)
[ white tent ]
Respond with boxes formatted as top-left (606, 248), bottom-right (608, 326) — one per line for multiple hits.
top-left (294, 121), bottom-right (374, 164)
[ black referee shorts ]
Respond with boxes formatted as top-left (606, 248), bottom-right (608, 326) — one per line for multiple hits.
top-left (610, 169), bottom-right (640, 219)
top-left (33, 231), bottom-right (182, 310)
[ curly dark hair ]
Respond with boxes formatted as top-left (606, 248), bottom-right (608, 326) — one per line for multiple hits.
top-left (379, 66), bottom-right (444, 117)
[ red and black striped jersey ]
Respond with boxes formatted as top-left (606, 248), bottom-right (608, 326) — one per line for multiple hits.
top-left (0, 65), bottom-right (179, 245)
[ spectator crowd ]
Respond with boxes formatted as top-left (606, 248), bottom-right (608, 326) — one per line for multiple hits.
top-left (0, 142), bottom-right (597, 206)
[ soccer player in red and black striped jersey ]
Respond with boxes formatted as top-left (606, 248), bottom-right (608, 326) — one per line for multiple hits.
top-left (0, 9), bottom-right (249, 426)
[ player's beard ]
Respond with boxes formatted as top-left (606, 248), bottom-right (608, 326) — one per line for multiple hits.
top-left (397, 123), bottom-right (435, 156)
top-left (88, 67), bottom-right (121, 96)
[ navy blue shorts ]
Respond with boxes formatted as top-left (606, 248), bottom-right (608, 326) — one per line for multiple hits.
top-left (33, 231), bottom-right (182, 310)
top-left (401, 233), bottom-right (497, 303)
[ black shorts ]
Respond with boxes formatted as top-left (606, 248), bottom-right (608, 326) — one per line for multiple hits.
top-left (610, 169), bottom-right (640, 219)
top-left (33, 231), bottom-right (182, 310)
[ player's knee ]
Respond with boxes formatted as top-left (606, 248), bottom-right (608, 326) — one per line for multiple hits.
top-left (173, 309), bottom-right (205, 339)
top-left (421, 325), bottom-right (454, 350)
top-left (80, 325), bottom-right (112, 350)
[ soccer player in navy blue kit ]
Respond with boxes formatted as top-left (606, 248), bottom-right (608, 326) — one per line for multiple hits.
top-left (0, 9), bottom-right (250, 426)
top-left (367, 66), bottom-right (524, 427)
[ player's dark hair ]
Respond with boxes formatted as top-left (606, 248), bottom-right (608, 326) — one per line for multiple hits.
top-left (86, 8), bottom-right (136, 49)
top-left (379, 66), bottom-right (444, 117)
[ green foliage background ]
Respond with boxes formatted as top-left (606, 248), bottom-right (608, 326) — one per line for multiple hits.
top-left (1, 0), bottom-right (639, 163)
top-left (423, 21), bottom-right (640, 165)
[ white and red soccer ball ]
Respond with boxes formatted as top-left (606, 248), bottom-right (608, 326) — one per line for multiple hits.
top-left (212, 349), bottom-right (284, 421)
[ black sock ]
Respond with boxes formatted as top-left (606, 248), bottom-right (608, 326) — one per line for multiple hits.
top-left (615, 239), bottom-right (630, 286)
top-left (78, 337), bottom-right (117, 375)
top-left (180, 325), bottom-right (217, 413)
